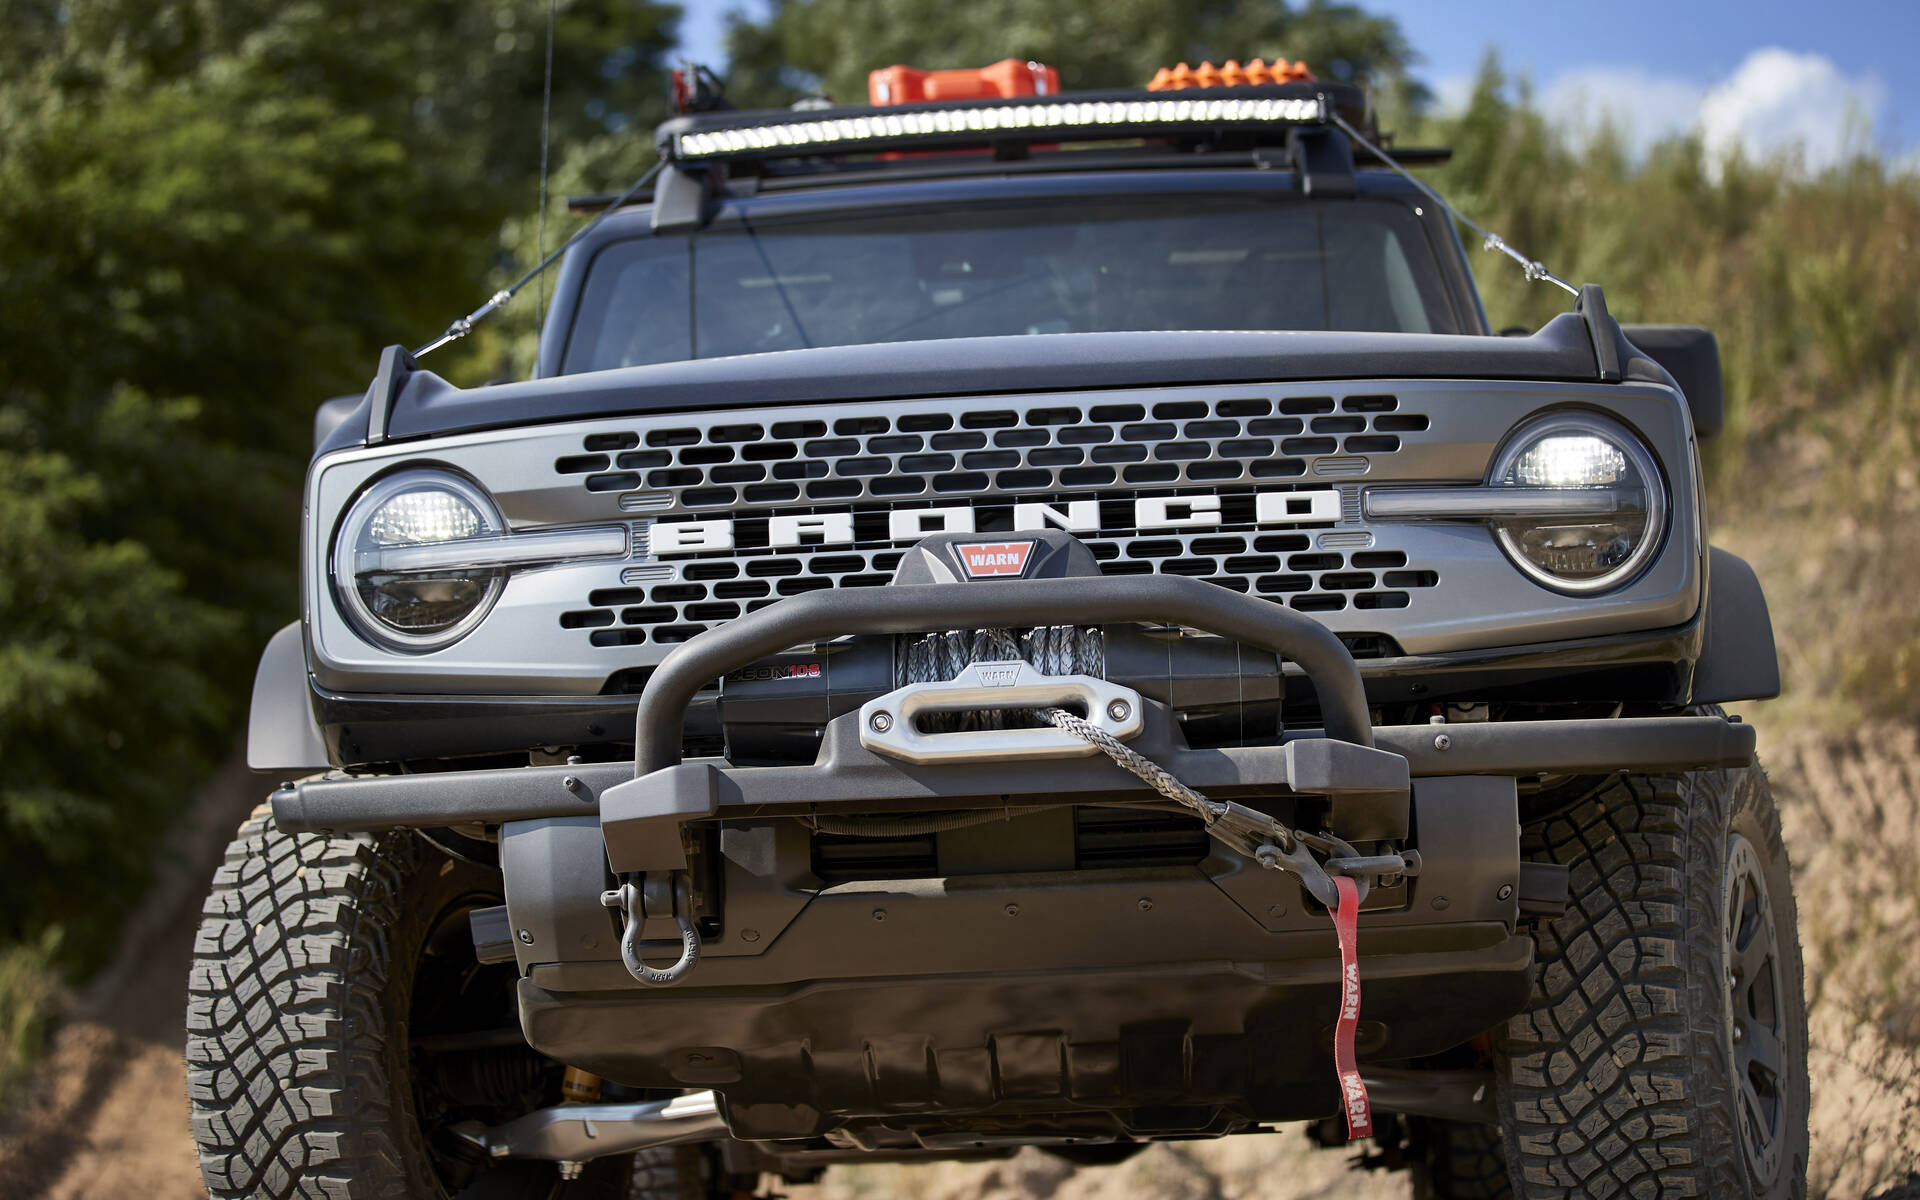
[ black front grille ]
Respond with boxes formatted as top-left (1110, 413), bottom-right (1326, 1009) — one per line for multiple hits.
top-left (559, 485), bottom-right (1439, 647)
top-left (554, 393), bottom-right (1431, 506)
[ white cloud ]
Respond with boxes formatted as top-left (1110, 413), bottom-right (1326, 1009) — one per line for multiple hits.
top-left (1523, 48), bottom-right (1886, 172)
top-left (1697, 48), bottom-right (1884, 171)
top-left (1539, 66), bottom-right (1705, 157)
top-left (1431, 72), bottom-right (1476, 116)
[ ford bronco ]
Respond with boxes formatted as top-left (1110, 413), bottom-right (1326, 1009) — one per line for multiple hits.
top-left (190, 61), bottom-right (1808, 1199)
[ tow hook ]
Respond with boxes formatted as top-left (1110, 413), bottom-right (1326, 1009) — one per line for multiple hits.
top-left (602, 871), bottom-right (700, 986)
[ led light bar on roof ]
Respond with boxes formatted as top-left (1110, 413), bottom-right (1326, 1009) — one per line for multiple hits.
top-left (669, 93), bottom-right (1329, 161)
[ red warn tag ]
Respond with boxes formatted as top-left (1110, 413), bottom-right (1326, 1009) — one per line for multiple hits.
top-left (956, 541), bottom-right (1035, 578)
top-left (1331, 875), bottom-right (1373, 1140)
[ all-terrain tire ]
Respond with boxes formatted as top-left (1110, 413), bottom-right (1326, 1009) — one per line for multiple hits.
top-left (185, 802), bottom-right (630, 1199)
top-left (1494, 766), bottom-right (1809, 1197)
top-left (1411, 1119), bottom-right (1513, 1200)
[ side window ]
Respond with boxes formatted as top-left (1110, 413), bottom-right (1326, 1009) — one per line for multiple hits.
top-left (561, 239), bottom-right (692, 373)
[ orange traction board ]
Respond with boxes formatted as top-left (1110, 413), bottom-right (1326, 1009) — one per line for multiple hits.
top-left (869, 58), bottom-right (1062, 105)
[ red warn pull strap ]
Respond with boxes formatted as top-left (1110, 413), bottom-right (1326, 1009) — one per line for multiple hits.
top-left (1331, 875), bottom-right (1373, 1139)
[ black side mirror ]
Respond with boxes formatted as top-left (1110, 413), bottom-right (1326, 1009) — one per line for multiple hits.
top-left (1622, 325), bottom-right (1723, 439)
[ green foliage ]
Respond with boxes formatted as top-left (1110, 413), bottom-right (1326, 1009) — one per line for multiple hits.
top-left (0, 927), bottom-right (61, 1109)
top-left (0, 0), bottom-right (680, 1002)
top-left (722, 0), bottom-right (1420, 109)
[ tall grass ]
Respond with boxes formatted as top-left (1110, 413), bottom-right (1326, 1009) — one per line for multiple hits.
top-left (0, 929), bottom-right (61, 1111)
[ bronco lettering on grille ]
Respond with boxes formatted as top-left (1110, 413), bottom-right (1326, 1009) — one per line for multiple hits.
top-left (648, 489), bottom-right (1343, 557)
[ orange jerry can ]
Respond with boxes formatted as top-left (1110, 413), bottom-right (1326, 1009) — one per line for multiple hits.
top-left (869, 58), bottom-right (1061, 106)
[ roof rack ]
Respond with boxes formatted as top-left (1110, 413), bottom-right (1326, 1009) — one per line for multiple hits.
top-left (655, 80), bottom-right (1368, 166)
top-left (561, 138), bottom-right (1451, 213)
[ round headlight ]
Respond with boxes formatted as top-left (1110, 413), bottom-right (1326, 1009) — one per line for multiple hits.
top-left (1488, 413), bottom-right (1666, 594)
top-left (331, 469), bottom-right (506, 651)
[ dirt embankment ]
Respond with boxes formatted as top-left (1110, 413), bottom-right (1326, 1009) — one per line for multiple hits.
top-left (0, 754), bottom-right (259, 1200)
top-left (1, 732), bottom-right (1916, 1199)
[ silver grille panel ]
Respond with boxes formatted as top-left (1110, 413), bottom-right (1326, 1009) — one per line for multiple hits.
top-left (303, 378), bottom-right (1701, 694)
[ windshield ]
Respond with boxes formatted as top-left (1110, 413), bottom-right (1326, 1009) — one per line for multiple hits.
top-left (561, 195), bottom-right (1459, 373)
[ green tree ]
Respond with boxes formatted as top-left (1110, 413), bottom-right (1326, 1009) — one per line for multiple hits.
top-left (0, 0), bottom-right (681, 993)
top-left (722, 0), bottom-right (1420, 110)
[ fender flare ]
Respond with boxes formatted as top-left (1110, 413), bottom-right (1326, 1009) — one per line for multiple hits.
top-left (1692, 547), bottom-right (1781, 704)
top-left (248, 622), bottom-right (332, 773)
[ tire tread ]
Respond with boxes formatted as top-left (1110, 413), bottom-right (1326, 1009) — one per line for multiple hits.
top-left (1496, 766), bottom-right (1808, 1198)
top-left (186, 802), bottom-right (425, 1200)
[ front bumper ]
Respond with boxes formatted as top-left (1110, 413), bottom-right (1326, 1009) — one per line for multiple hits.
top-left (269, 574), bottom-right (1754, 1140)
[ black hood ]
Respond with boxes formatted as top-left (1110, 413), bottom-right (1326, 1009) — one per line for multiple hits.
top-left (326, 297), bottom-right (1653, 457)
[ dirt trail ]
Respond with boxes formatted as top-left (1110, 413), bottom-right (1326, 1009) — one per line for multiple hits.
top-left (1, 733), bottom-right (1916, 1199)
top-left (0, 753), bottom-right (259, 1200)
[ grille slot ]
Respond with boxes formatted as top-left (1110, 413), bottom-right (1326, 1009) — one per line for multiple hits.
top-left (812, 833), bottom-right (937, 882)
top-left (1074, 809), bottom-right (1211, 870)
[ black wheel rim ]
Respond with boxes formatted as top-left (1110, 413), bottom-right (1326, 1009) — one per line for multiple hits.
top-left (1723, 832), bottom-right (1785, 1187)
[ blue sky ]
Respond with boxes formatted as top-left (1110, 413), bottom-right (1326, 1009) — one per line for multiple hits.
top-left (676, 0), bottom-right (1920, 165)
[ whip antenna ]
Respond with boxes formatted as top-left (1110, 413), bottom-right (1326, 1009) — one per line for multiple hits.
top-left (535, 0), bottom-right (556, 330)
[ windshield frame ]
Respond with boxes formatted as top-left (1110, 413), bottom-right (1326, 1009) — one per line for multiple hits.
top-left (535, 169), bottom-right (1488, 379)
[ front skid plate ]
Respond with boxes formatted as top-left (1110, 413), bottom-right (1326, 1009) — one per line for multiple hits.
top-left (517, 932), bottom-right (1532, 1141)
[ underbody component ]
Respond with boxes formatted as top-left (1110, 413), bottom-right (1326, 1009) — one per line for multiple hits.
top-left (454, 1090), bottom-right (725, 1162)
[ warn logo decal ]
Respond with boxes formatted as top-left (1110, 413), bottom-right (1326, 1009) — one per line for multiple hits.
top-left (956, 541), bottom-right (1035, 578)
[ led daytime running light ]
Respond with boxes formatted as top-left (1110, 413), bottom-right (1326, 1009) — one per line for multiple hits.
top-left (1488, 414), bottom-right (1667, 595)
top-left (332, 470), bottom-right (507, 653)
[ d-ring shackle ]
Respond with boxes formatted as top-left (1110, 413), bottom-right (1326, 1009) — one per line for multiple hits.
top-left (600, 873), bottom-right (700, 986)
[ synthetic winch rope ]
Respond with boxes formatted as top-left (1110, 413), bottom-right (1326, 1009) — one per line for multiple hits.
top-left (900, 626), bottom-right (1104, 687)
top-left (1040, 707), bottom-right (1281, 839)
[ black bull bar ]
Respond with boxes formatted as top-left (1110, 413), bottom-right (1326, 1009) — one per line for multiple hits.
top-left (275, 573), bottom-right (1756, 838)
